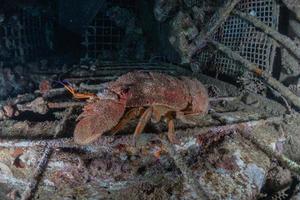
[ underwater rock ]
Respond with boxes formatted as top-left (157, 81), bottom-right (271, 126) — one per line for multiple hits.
top-left (169, 11), bottom-right (199, 63)
top-left (154, 0), bottom-right (179, 22)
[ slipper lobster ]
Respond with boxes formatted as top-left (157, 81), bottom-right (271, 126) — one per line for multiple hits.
top-left (63, 71), bottom-right (209, 145)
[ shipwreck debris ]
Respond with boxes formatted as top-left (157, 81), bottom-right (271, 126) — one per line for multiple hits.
top-left (233, 10), bottom-right (300, 60)
top-left (210, 40), bottom-right (300, 110)
top-left (20, 145), bottom-right (53, 200)
top-left (191, 0), bottom-right (241, 58)
top-left (0, 0), bottom-right (300, 198)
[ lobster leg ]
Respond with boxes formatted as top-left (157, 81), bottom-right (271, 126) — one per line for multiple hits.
top-left (152, 105), bottom-right (171, 122)
top-left (152, 106), bottom-right (179, 143)
top-left (176, 111), bottom-right (197, 125)
top-left (110, 107), bottom-right (145, 135)
top-left (165, 114), bottom-right (179, 144)
top-left (133, 107), bottom-right (153, 140)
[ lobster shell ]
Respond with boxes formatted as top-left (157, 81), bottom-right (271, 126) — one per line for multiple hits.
top-left (73, 71), bottom-right (208, 145)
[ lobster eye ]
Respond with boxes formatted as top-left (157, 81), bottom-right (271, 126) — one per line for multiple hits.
top-left (121, 87), bottom-right (130, 94)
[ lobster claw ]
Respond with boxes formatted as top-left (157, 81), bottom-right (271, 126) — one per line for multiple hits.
top-left (74, 98), bottom-right (127, 145)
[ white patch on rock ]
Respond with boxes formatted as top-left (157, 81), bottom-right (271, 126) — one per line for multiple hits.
top-left (175, 137), bottom-right (197, 150)
top-left (43, 179), bottom-right (55, 187)
top-left (244, 164), bottom-right (265, 189)
top-left (0, 162), bottom-right (13, 176)
top-left (269, 142), bottom-right (276, 151)
top-left (48, 161), bottom-right (69, 169)
top-left (19, 149), bottom-right (39, 167)
top-left (233, 150), bottom-right (245, 169)
top-left (223, 116), bottom-right (236, 123)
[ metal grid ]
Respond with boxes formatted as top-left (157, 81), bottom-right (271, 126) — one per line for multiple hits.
top-left (20, 8), bottom-right (52, 61)
top-left (82, 0), bottom-right (137, 60)
top-left (0, 8), bottom-right (52, 64)
top-left (183, 0), bottom-right (203, 7)
top-left (0, 16), bottom-right (23, 63)
top-left (197, 0), bottom-right (279, 76)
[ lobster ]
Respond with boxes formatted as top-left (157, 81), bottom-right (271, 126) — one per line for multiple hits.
top-left (63, 71), bottom-right (209, 145)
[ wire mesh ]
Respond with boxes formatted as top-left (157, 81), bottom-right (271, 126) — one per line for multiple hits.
top-left (197, 0), bottom-right (279, 76)
top-left (82, 0), bottom-right (137, 60)
top-left (21, 8), bottom-right (53, 62)
top-left (183, 0), bottom-right (204, 7)
top-left (0, 8), bottom-right (52, 64)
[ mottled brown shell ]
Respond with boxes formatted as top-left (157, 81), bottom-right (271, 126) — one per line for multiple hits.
top-left (181, 76), bottom-right (209, 115)
top-left (108, 71), bottom-right (191, 110)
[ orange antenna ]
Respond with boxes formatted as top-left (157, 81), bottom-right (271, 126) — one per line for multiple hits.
top-left (59, 81), bottom-right (96, 100)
